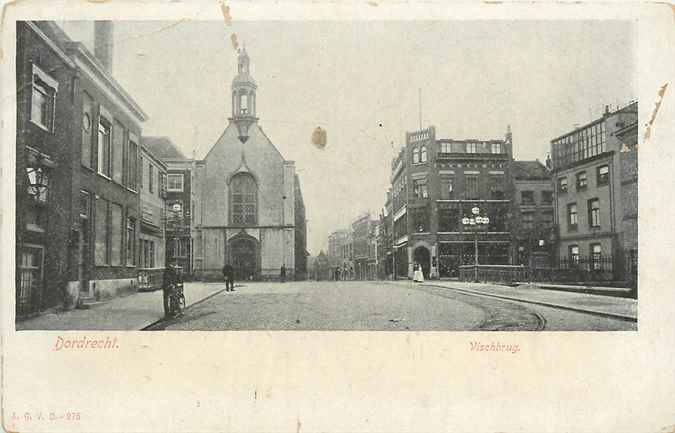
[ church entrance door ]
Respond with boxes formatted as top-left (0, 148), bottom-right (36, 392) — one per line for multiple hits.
top-left (231, 237), bottom-right (257, 281)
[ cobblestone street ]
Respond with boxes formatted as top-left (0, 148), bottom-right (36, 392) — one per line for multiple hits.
top-left (148, 281), bottom-right (636, 331)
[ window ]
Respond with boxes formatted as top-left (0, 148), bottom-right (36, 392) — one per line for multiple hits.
top-left (440, 177), bottom-right (454, 199)
top-left (126, 218), bottom-right (136, 266)
top-left (148, 164), bottom-right (154, 193)
top-left (127, 139), bottom-right (138, 190)
top-left (159, 173), bottom-right (167, 198)
top-left (567, 203), bottom-right (578, 230)
top-left (489, 176), bottom-right (505, 200)
top-left (412, 147), bottom-right (420, 164)
top-left (576, 171), bottom-right (588, 190)
top-left (81, 92), bottom-right (94, 167)
top-left (466, 142), bottom-right (477, 153)
top-left (588, 198), bottom-right (600, 228)
top-left (465, 176), bottom-right (479, 200)
top-left (420, 145), bottom-right (428, 163)
top-left (558, 177), bottom-right (568, 193)
top-left (440, 142), bottom-right (452, 153)
top-left (138, 155), bottom-right (144, 189)
top-left (112, 121), bottom-right (125, 183)
top-left (521, 212), bottom-right (534, 230)
top-left (491, 143), bottom-right (501, 154)
top-left (438, 206), bottom-right (460, 232)
top-left (97, 119), bottom-right (111, 177)
top-left (413, 179), bottom-right (428, 199)
top-left (18, 246), bottom-right (43, 310)
top-left (541, 191), bottom-right (553, 205)
top-left (167, 174), bottom-right (184, 192)
top-left (95, 198), bottom-right (109, 265)
top-left (569, 245), bottom-right (580, 265)
top-left (230, 173), bottom-right (257, 225)
top-left (521, 191), bottom-right (535, 205)
top-left (110, 203), bottom-right (123, 266)
top-left (30, 65), bottom-right (57, 131)
top-left (541, 210), bottom-right (554, 227)
top-left (79, 191), bottom-right (91, 219)
top-left (591, 244), bottom-right (602, 270)
top-left (411, 206), bottom-right (429, 232)
top-left (597, 165), bottom-right (609, 185)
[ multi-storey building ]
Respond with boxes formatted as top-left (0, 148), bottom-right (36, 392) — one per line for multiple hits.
top-left (352, 213), bottom-right (373, 280)
top-left (138, 145), bottom-right (167, 287)
top-left (141, 137), bottom-right (195, 274)
top-left (615, 117), bottom-right (638, 286)
top-left (550, 102), bottom-right (638, 280)
top-left (510, 160), bottom-right (555, 267)
top-left (377, 194), bottom-right (393, 279)
top-left (327, 229), bottom-right (353, 279)
top-left (390, 125), bottom-right (514, 279)
top-left (16, 21), bottom-right (147, 317)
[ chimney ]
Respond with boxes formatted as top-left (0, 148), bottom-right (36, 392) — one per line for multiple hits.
top-left (94, 21), bottom-right (114, 75)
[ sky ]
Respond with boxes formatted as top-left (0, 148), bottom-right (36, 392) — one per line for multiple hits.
top-left (60, 20), bottom-right (636, 254)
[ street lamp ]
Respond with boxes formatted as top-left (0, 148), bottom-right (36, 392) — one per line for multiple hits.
top-left (462, 206), bottom-right (490, 282)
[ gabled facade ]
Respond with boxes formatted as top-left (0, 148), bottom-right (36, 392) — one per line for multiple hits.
top-left (192, 48), bottom-right (301, 281)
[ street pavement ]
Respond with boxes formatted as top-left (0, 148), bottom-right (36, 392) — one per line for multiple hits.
top-left (150, 280), bottom-right (636, 331)
top-left (16, 283), bottom-right (227, 331)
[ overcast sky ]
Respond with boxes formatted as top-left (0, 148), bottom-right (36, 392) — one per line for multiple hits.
top-left (62, 20), bottom-right (636, 254)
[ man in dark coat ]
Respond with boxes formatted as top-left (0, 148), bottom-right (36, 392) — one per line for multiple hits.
top-left (222, 263), bottom-right (234, 291)
top-left (280, 265), bottom-right (287, 283)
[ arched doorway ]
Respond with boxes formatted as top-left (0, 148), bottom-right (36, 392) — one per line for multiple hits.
top-left (229, 236), bottom-right (258, 281)
top-left (413, 246), bottom-right (431, 279)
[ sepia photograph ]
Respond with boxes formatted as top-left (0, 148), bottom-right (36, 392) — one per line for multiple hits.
top-left (3, 2), bottom-right (675, 433)
top-left (13, 18), bottom-right (639, 332)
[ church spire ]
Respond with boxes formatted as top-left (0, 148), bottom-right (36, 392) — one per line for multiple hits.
top-left (230, 47), bottom-right (258, 143)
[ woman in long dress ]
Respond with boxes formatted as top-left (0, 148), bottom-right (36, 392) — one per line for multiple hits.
top-left (413, 263), bottom-right (425, 283)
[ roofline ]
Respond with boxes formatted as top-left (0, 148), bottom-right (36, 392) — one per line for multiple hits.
top-left (25, 22), bottom-right (76, 70)
top-left (140, 145), bottom-right (168, 170)
top-left (59, 38), bottom-right (148, 122)
top-left (550, 101), bottom-right (638, 143)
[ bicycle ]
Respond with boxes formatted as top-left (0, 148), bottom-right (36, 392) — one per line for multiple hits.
top-left (166, 282), bottom-right (186, 319)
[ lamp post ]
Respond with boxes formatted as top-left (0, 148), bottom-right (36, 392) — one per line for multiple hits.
top-left (462, 206), bottom-right (490, 282)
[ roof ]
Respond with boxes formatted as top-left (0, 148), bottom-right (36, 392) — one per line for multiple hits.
top-left (512, 160), bottom-right (551, 180)
top-left (141, 136), bottom-right (188, 161)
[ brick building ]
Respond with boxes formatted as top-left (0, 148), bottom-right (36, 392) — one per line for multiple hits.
top-left (352, 213), bottom-right (373, 280)
top-left (16, 21), bottom-right (148, 317)
top-left (550, 101), bottom-right (638, 281)
top-left (390, 125), bottom-right (514, 279)
top-left (510, 160), bottom-right (555, 267)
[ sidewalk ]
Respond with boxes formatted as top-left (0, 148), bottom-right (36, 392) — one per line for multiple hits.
top-left (424, 281), bottom-right (637, 321)
top-left (16, 283), bottom-right (228, 331)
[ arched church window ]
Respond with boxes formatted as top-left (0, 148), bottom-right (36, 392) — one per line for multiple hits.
top-left (420, 145), bottom-right (428, 163)
top-left (412, 147), bottom-right (420, 164)
top-left (230, 173), bottom-right (257, 225)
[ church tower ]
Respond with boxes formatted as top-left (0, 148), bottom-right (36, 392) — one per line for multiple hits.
top-left (229, 47), bottom-right (258, 143)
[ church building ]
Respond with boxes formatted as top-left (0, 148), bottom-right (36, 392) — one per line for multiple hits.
top-left (192, 48), bottom-right (305, 281)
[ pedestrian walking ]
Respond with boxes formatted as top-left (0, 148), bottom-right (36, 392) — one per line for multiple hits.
top-left (280, 265), bottom-right (287, 283)
top-left (335, 267), bottom-right (340, 281)
top-left (222, 263), bottom-right (234, 291)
